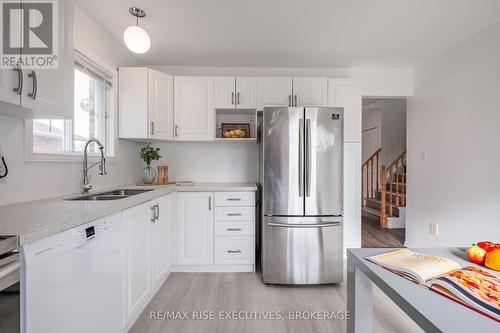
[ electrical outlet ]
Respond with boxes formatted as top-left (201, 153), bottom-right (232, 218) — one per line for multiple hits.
top-left (421, 151), bottom-right (429, 161)
top-left (430, 223), bottom-right (439, 235)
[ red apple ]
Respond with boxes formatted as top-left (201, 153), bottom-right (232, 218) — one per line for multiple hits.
top-left (466, 244), bottom-right (487, 264)
top-left (477, 241), bottom-right (498, 253)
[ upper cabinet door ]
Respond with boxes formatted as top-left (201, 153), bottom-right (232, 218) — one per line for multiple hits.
top-left (148, 69), bottom-right (174, 140)
top-left (174, 76), bottom-right (214, 141)
top-left (235, 77), bottom-right (257, 109)
top-left (21, 0), bottom-right (74, 119)
top-left (256, 77), bottom-right (293, 110)
top-left (119, 68), bottom-right (149, 138)
top-left (214, 77), bottom-right (236, 109)
top-left (293, 77), bottom-right (328, 107)
top-left (0, 69), bottom-right (21, 106)
top-left (328, 79), bottom-right (362, 143)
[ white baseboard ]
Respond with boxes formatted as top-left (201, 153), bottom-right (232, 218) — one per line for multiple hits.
top-left (171, 264), bottom-right (255, 273)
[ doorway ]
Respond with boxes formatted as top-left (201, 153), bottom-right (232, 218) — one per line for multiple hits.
top-left (361, 98), bottom-right (407, 248)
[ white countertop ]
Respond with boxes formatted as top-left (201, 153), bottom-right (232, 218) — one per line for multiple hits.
top-left (0, 182), bottom-right (257, 246)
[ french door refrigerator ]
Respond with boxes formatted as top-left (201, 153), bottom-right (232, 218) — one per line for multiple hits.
top-left (261, 107), bottom-right (343, 284)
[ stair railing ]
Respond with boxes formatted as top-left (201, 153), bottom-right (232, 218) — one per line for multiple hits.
top-left (361, 148), bottom-right (381, 208)
top-left (380, 150), bottom-right (406, 227)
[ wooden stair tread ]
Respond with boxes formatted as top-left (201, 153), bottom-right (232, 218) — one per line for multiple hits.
top-left (362, 206), bottom-right (381, 216)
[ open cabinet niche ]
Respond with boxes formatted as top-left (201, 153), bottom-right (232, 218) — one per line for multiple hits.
top-left (214, 109), bottom-right (257, 142)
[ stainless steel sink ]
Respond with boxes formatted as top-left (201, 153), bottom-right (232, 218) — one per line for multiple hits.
top-left (99, 189), bottom-right (153, 196)
top-left (68, 195), bottom-right (130, 201)
top-left (64, 189), bottom-right (154, 201)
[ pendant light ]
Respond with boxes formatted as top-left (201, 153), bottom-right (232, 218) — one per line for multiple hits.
top-left (123, 7), bottom-right (151, 54)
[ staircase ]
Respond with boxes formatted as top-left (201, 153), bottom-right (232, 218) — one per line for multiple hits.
top-left (361, 149), bottom-right (406, 229)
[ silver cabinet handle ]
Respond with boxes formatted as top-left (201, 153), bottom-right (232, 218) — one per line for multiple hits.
top-left (237, 92), bottom-right (240, 105)
top-left (150, 206), bottom-right (156, 223)
top-left (13, 67), bottom-right (23, 95)
top-left (175, 125), bottom-right (179, 137)
top-left (27, 71), bottom-right (37, 99)
top-left (294, 94), bottom-right (298, 107)
top-left (227, 228), bottom-right (242, 231)
top-left (208, 196), bottom-right (212, 210)
top-left (288, 95), bottom-right (292, 107)
top-left (231, 92), bottom-right (234, 105)
top-left (305, 119), bottom-right (311, 197)
top-left (227, 249), bottom-right (242, 254)
top-left (155, 204), bottom-right (160, 220)
top-left (227, 198), bottom-right (241, 201)
top-left (227, 213), bottom-right (242, 216)
top-left (151, 121), bottom-right (155, 135)
top-left (298, 118), bottom-right (304, 197)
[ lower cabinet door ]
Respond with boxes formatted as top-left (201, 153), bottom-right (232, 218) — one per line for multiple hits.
top-left (152, 193), bottom-right (175, 286)
top-left (215, 236), bottom-right (255, 265)
top-left (122, 202), bottom-right (152, 326)
top-left (176, 192), bottom-right (214, 265)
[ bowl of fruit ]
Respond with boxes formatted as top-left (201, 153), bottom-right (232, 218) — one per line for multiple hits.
top-left (221, 123), bottom-right (250, 139)
top-left (466, 241), bottom-right (500, 271)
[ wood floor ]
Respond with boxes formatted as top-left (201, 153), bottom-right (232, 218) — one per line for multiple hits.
top-left (129, 271), bottom-right (423, 333)
top-left (362, 216), bottom-right (405, 248)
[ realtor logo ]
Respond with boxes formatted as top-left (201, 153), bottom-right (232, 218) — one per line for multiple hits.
top-left (1, 0), bottom-right (58, 68)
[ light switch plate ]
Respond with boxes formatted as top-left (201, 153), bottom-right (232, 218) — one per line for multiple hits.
top-left (430, 223), bottom-right (439, 235)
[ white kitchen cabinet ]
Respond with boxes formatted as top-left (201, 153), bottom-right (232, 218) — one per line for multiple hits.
top-left (214, 76), bottom-right (257, 109)
top-left (328, 79), bottom-right (362, 142)
top-left (256, 77), bottom-right (293, 109)
top-left (214, 77), bottom-right (236, 109)
top-left (0, 0), bottom-right (74, 119)
top-left (151, 193), bottom-right (175, 287)
top-left (122, 202), bottom-right (152, 325)
top-left (293, 77), bottom-right (328, 107)
top-left (176, 192), bottom-right (214, 265)
top-left (0, 68), bottom-right (21, 106)
top-left (119, 67), bottom-right (174, 140)
top-left (343, 143), bottom-right (362, 252)
top-left (174, 76), bottom-right (214, 141)
top-left (235, 77), bottom-right (257, 109)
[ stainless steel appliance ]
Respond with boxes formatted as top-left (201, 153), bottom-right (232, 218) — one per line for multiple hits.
top-left (261, 107), bottom-right (343, 284)
top-left (0, 236), bottom-right (20, 333)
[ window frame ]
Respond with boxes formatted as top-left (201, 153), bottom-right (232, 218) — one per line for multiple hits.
top-left (24, 51), bottom-right (117, 163)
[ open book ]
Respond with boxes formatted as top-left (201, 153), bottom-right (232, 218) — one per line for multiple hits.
top-left (367, 249), bottom-right (500, 322)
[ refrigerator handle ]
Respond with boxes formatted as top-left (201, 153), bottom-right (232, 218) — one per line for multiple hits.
top-left (298, 118), bottom-right (304, 197)
top-left (305, 118), bottom-right (311, 197)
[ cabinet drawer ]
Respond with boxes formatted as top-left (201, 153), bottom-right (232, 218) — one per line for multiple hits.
top-left (215, 207), bottom-right (255, 221)
top-left (215, 236), bottom-right (255, 265)
top-left (215, 192), bottom-right (255, 207)
top-left (215, 222), bottom-right (255, 236)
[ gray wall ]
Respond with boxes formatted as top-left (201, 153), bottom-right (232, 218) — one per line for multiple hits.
top-left (406, 20), bottom-right (500, 246)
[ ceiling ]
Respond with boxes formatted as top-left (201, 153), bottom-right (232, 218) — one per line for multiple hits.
top-left (76, 0), bottom-right (500, 68)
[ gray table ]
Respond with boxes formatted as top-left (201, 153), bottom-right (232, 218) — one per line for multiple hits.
top-left (347, 248), bottom-right (499, 333)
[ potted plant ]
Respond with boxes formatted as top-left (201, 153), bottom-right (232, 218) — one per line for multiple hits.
top-left (139, 143), bottom-right (161, 184)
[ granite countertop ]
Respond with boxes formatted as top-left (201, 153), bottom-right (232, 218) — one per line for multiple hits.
top-left (0, 182), bottom-right (257, 246)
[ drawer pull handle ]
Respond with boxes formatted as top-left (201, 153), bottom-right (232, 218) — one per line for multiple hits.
top-left (227, 228), bottom-right (242, 231)
top-left (227, 249), bottom-right (242, 254)
top-left (227, 213), bottom-right (242, 216)
top-left (227, 198), bottom-right (242, 201)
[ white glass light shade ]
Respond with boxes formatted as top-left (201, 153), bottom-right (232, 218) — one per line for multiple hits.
top-left (123, 25), bottom-right (151, 54)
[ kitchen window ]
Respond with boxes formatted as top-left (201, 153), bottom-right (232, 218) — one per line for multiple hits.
top-left (25, 51), bottom-right (115, 161)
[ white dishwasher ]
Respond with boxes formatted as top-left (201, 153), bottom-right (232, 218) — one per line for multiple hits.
top-left (22, 212), bottom-right (123, 333)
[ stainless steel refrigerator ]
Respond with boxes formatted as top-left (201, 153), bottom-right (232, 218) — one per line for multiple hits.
top-left (260, 107), bottom-right (343, 284)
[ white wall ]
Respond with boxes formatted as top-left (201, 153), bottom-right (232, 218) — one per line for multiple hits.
top-left (406, 20), bottom-right (500, 247)
top-left (380, 99), bottom-right (407, 165)
top-left (362, 108), bottom-right (381, 162)
top-left (0, 4), bottom-right (140, 206)
top-left (362, 99), bottom-right (406, 165)
top-left (152, 66), bottom-right (414, 97)
top-left (151, 142), bottom-right (259, 183)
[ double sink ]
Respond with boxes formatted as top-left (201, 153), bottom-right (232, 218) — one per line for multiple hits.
top-left (65, 189), bottom-right (154, 201)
